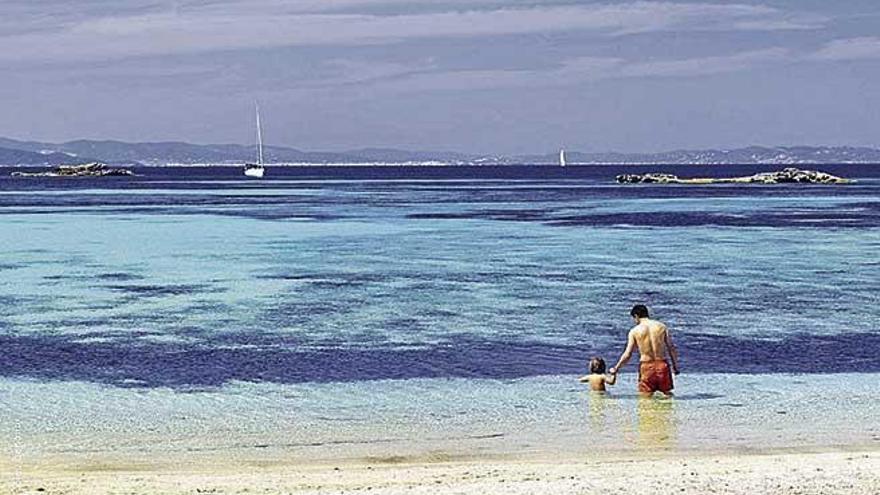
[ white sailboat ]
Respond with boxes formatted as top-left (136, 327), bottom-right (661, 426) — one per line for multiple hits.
top-left (559, 149), bottom-right (567, 167)
top-left (244, 103), bottom-right (266, 178)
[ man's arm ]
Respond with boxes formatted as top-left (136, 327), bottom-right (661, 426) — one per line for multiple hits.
top-left (664, 326), bottom-right (680, 374)
top-left (609, 330), bottom-right (636, 374)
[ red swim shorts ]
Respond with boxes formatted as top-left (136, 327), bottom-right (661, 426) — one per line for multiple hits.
top-left (638, 360), bottom-right (674, 394)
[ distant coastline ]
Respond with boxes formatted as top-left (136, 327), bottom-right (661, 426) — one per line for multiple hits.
top-left (2, 137), bottom-right (880, 167)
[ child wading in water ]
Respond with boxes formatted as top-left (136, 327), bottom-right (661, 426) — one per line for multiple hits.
top-left (579, 357), bottom-right (617, 392)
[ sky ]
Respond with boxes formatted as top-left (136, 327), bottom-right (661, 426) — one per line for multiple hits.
top-left (1, 0), bottom-right (879, 154)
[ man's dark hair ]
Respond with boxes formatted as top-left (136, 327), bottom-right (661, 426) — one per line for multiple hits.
top-left (630, 304), bottom-right (649, 318)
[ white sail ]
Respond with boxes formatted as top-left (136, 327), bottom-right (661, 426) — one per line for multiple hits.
top-left (256, 103), bottom-right (264, 166)
top-left (559, 149), bottom-right (566, 167)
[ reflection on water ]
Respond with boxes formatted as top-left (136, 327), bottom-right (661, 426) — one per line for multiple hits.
top-left (637, 397), bottom-right (676, 450)
top-left (588, 391), bottom-right (610, 432)
top-left (585, 392), bottom-right (676, 452)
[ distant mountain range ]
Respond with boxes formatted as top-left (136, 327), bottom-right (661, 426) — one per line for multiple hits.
top-left (1, 137), bottom-right (879, 166)
top-left (0, 137), bottom-right (474, 166)
top-left (0, 144), bottom-right (96, 166)
top-left (540, 146), bottom-right (880, 166)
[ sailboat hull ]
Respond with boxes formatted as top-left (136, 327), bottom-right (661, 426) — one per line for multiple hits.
top-left (244, 166), bottom-right (265, 178)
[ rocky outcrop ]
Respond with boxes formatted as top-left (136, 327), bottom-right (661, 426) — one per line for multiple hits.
top-left (10, 162), bottom-right (135, 177)
top-left (616, 168), bottom-right (852, 185)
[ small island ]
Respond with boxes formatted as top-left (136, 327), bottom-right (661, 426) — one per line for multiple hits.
top-left (10, 162), bottom-right (136, 178)
top-left (616, 167), bottom-right (851, 185)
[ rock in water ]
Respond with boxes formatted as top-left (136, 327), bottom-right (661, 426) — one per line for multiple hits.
top-left (744, 168), bottom-right (850, 184)
top-left (616, 168), bottom-right (851, 185)
top-left (10, 162), bottom-right (135, 177)
top-left (615, 173), bottom-right (681, 184)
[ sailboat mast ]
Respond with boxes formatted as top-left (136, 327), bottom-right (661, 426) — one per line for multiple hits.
top-left (256, 103), bottom-right (264, 165)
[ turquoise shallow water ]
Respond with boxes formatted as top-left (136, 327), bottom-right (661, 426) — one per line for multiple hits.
top-left (2, 169), bottom-right (880, 384)
top-left (1, 165), bottom-right (879, 458)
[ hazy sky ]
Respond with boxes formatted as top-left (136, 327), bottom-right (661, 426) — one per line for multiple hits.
top-left (2, 0), bottom-right (879, 153)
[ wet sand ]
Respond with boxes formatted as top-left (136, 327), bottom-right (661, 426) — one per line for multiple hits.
top-left (2, 450), bottom-right (878, 494)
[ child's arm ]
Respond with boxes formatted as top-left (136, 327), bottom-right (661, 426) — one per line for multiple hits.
top-left (578, 375), bottom-right (590, 383)
top-left (604, 373), bottom-right (617, 385)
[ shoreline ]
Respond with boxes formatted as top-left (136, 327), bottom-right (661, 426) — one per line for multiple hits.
top-left (4, 448), bottom-right (878, 494)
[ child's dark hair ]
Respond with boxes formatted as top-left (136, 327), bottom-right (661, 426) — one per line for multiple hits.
top-left (589, 357), bottom-right (606, 374)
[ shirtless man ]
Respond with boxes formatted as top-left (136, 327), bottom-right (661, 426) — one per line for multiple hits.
top-left (609, 305), bottom-right (680, 396)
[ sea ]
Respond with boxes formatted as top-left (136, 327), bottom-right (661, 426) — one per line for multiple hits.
top-left (1, 164), bottom-right (879, 462)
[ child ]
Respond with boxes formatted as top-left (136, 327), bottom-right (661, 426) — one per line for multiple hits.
top-left (579, 357), bottom-right (617, 392)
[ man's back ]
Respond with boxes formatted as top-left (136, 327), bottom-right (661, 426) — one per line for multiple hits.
top-left (631, 319), bottom-right (671, 362)
top-left (611, 306), bottom-right (680, 396)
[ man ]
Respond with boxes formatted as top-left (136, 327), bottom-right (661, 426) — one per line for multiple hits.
top-left (609, 305), bottom-right (679, 396)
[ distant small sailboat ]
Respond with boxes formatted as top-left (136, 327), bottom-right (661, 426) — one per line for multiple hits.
top-left (559, 149), bottom-right (567, 167)
top-left (244, 103), bottom-right (266, 178)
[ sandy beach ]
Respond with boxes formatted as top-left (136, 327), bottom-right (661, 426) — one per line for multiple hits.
top-left (3, 450), bottom-right (878, 494)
